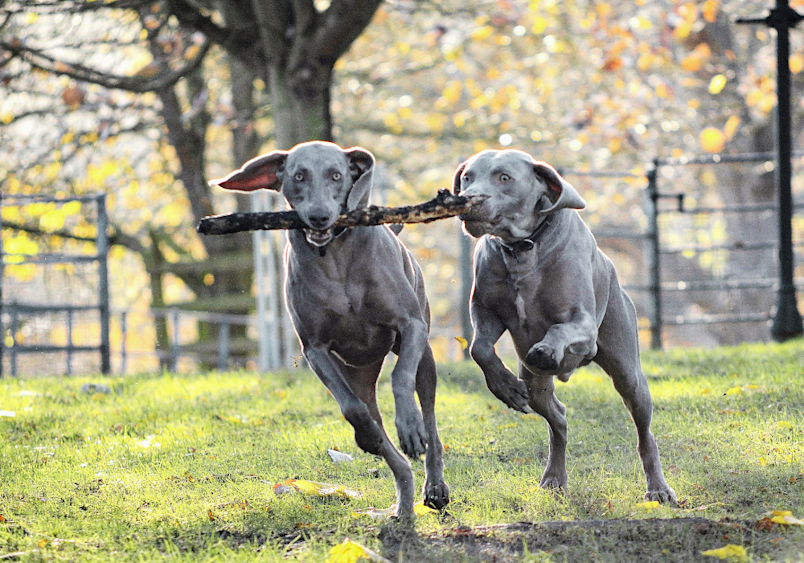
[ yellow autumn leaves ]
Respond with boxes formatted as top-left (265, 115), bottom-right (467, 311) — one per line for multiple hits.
top-left (700, 116), bottom-right (741, 153)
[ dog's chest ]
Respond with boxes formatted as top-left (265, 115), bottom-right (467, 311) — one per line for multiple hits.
top-left (501, 254), bottom-right (543, 328)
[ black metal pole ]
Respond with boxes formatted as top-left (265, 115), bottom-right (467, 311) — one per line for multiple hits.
top-left (737, 0), bottom-right (804, 341)
top-left (770, 1), bottom-right (804, 340)
top-left (645, 162), bottom-right (663, 350)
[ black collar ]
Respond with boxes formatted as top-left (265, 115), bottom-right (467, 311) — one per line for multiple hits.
top-left (496, 216), bottom-right (553, 262)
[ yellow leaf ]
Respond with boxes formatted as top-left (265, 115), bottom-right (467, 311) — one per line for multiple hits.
top-left (0, 113), bottom-right (13, 124)
top-left (636, 501), bottom-right (660, 509)
top-left (777, 420), bottom-right (793, 429)
top-left (454, 336), bottom-right (468, 350)
top-left (702, 544), bottom-right (748, 562)
top-left (471, 25), bottom-right (494, 41)
top-left (293, 479), bottom-right (362, 499)
top-left (791, 54), bottom-right (804, 74)
top-left (767, 510), bottom-right (804, 525)
top-left (708, 74), bottom-right (727, 95)
top-left (724, 116), bottom-right (740, 140)
top-left (702, 0), bottom-right (719, 23)
top-left (413, 501), bottom-right (436, 515)
top-left (725, 385), bottom-right (743, 395)
top-left (326, 539), bottom-right (369, 563)
top-left (531, 16), bottom-right (547, 34)
top-left (700, 128), bottom-right (725, 153)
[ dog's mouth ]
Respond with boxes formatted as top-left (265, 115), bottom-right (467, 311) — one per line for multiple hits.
top-left (303, 228), bottom-right (334, 247)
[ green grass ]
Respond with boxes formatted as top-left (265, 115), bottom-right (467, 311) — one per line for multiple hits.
top-left (1, 342), bottom-right (803, 562)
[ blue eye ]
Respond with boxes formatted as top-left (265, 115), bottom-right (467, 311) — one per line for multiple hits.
top-left (332, 172), bottom-right (342, 181)
top-left (500, 174), bottom-right (511, 182)
top-left (294, 173), bottom-right (304, 182)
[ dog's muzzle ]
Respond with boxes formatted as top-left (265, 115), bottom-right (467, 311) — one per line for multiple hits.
top-left (304, 227), bottom-right (334, 247)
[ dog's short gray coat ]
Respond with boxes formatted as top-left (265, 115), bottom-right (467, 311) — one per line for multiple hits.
top-left (211, 141), bottom-right (449, 518)
top-left (454, 149), bottom-right (676, 503)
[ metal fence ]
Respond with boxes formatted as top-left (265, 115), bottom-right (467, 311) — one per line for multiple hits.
top-left (560, 151), bottom-right (803, 349)
top-left (0, 193), bottom-right (111, 377)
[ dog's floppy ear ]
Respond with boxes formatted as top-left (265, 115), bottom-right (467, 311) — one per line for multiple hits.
top-left (344, 146), bottom-right (375, 209)
top-left (452, 161), bottom-right (468, 194)
top-left (208, 151), bottom-right (288, 192)
top-left (532, 161), bottom-right (586, 215)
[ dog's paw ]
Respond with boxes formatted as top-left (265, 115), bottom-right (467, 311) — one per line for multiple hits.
top-left (488, 375), bottom-right (533, 414)
top-left (423, 481), bottom-right (450, 510)
top-left (526, 343), bottom-right (563, 371)
top-left (645, 486), bottom-right (677, 505)
top-left (396, 411), bottom-right (428, 458)
top-left (345, 407), bottom-right (385, 455)
top-left (539, 472), bottom-right (568, 491)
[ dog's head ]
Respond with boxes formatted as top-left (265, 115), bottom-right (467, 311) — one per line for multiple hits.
top-left (452, 149), bottom-right (585, 240)
top-left (209, 141), bottom-right (374, 247)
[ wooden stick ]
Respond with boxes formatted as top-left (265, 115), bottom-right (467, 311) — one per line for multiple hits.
top-left (197, 189), bottom-right (485, 236)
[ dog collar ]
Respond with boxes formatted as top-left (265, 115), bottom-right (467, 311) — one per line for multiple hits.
top-left (496, 215), bottom-right (553, 262)
top-left (316, 226), bottom-right (349, 257)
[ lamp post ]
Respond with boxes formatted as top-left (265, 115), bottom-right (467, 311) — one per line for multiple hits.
top-left (737, 0), bottom-right (804, 341)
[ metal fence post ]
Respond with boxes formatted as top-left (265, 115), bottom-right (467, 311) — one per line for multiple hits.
top-left (459, 228), bottom-right (473, 360)
top-left (645, 161), bottom-right (663, 350)
top-left (66, 309), bottom-right (74, 376)
top-left (120, 311), bottom-right (128, 375)
top-left (218, 320), bottom-right (230, 371)
top-left (10, 302), bottom-right (18, 377)
top-left (96, 194), bottom-right (111, 374)
top-left (170, 308), bottom-right (180, 372)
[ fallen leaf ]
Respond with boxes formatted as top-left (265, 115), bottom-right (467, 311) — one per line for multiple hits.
top-left (702, 544), bottom-right (748, 562)
top-left (767, 510), bottom-right (804, 526)
top-left (454, 336), bottom-right (468, 350)
top-left (328, 449), bottom-right (354, 463)
top-left (281, 478), bottom-right (362, 499)
top-left (636, 501), bottom-right (660, 509)
top-left (413, 501), bottom-right (436, 516)
top-left (326, 538), bottom-right (391, 563)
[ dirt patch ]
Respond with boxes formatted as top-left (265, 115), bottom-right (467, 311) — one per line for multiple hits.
top-left (377, 517), bottom-right (795, 563)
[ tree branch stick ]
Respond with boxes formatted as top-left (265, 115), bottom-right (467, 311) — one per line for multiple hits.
top-left (197, 189), bottom-right (483, 236)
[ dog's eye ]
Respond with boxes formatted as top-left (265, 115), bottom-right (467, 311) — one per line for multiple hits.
top-left (294, 173), bottom-right (304, 182)
top-left (332, 172), bottom-right (342, 181)
top-left (500, 174), bottom-right (511, 182)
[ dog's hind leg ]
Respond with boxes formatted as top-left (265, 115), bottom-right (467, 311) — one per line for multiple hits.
top-left (415, 344), bottom-right (450, 510)
top-left (594, 292), bottom-right (677, 504)
top-left (521, 365), bottom-right (568, 490)
top-left (341, 357), bottom-right (417, 520)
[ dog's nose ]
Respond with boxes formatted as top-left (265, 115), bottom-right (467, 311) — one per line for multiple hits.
top-left (307, 214), bottom-right (331, 230)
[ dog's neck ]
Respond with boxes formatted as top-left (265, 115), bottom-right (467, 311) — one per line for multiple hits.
top-left (494, 215), bottom-right (553, 263)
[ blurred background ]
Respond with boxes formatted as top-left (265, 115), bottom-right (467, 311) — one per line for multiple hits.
top-left (1, 0), bottom-right (802, 376)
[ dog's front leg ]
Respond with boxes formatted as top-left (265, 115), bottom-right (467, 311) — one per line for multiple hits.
top-left (525, 309), bottom-right (599, 372)
top-left (390, 318), bottom-right (429, 458)
top-left (304, 347), bottom-right (387, 455)
top-left (521, 366), bottom-right (568, 490)
top-left (470, 301), bottom-right (532, 413)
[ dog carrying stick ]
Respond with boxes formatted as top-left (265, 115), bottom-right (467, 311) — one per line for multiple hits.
top-left (196, 189), bottom-right (486, 235)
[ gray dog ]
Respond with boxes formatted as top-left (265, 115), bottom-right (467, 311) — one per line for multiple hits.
top-left (211, 141), bottom-right (450, 519)
top-left (453, 149), bottom-right (676, 503)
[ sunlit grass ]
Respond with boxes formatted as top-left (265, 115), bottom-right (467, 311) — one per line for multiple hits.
top-left (1, 341), bottom-right (803, 561)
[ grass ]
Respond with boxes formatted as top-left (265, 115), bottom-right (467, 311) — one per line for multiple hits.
top-left (1, 341), bottom-right (803, 562)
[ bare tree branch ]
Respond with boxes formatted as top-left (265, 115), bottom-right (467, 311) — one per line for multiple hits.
top-left (0, 38), bottom-right (212, 93)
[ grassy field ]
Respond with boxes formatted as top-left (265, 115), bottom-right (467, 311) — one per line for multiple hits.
top-left (1, 341), bottom-right (803, 562)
